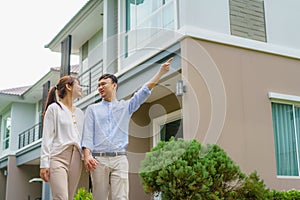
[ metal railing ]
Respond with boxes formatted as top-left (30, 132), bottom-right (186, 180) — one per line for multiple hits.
top-left (78, 59), bottom-right (103, 98)
top-left (18, 122), bottom-right (42, 149)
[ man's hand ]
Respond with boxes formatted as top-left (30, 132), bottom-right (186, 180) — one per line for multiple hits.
top-left (40, 168), bottom-right (50, 182)
top-left (147, 57), bottom-right (174, 90)
top-left (83, 148), bottom-right (99, 172)
top-left (84, 155), bottom-right (99, 172)
top-left (159, 57), bottom-right (173, 75)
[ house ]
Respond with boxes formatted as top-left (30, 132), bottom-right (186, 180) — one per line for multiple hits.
top-left (0, 66), bottom-right (81, 200)
top-left (1, 0), bottom-right (300, 199)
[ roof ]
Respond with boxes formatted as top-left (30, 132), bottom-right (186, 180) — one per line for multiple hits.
top-left (44, 0), bottom-right (103, 53)
top-left (0, 86), bottom-right (31, 96)
top-left (0, 64), bottom-right (79, 96)
top-left (51, 64), bottom-right (80, 74)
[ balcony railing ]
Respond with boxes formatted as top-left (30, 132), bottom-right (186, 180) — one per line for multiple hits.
top-left (78, 59), bottom-right (103, 98)
top-left (18, 122), bottom-right (42, 149)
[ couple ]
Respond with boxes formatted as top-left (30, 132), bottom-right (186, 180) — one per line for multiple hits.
top-left (39, 58), bottom-right (173, 200)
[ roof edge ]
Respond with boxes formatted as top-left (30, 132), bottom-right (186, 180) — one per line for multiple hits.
top-left (44, 0), bottom-right (102, 52)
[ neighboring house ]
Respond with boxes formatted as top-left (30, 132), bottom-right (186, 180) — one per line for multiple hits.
top-left (47, 0), bottom-right (300, 199)
top-left (1, 0), bottom-right (300, 199)
top-left (0, 66), bottom-right (80, 200)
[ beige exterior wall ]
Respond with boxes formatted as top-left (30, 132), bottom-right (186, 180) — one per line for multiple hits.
top-left (127, 92), bottom-right (182, 199)
top-left (0, 169), bottom-right (7, 200)
top-left (6, 156), bottom-right (41, 200)
top-left (181, 37), bottom-right (300, 190)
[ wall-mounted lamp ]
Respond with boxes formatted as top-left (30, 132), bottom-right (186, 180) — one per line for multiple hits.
top-left (176, 80), bottom-right (186, 96)
top-left (29, 178), bottom-right (43, 183)
top-left (3, 169), bottom-right (8, 176)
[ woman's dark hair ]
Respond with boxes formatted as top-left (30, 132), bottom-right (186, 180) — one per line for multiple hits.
top-left (42, 75), bottom-right (79, 121)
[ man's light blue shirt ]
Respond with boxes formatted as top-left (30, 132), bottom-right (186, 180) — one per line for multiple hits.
top-left (81, 85), bottom-right (151, 153)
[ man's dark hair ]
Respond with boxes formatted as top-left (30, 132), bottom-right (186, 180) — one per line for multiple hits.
top-left (99, 74), bottom-right (118, 84)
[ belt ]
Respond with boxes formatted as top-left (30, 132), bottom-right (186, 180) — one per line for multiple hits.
top-left (92, 152), bottom-right (127, 157)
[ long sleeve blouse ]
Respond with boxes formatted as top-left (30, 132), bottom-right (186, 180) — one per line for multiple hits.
top-left (40, 102), bottom-right (84, 168)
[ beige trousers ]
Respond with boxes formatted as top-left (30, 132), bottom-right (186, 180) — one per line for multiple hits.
top-left (49, 145), bottom-right (82, 200)
top-left (91, 155), bottom-right (129, 200)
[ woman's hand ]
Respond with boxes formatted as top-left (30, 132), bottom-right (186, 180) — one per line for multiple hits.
top-left (84, 155), bottom-right (99, 172)
top-left (40, 168), bottom-right (50, 182)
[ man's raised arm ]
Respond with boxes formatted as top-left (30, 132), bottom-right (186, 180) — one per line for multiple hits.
top-left (146, 57), bottom-right (174, 90)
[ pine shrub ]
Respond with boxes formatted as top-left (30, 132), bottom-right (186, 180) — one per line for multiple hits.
top-left (139, 137), bottom-right (272, 200)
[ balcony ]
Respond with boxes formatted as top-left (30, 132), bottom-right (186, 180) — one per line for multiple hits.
top-left (78, 59), bottom-right (103, 98)
top-left (18, 123), bottom-right (42, 149)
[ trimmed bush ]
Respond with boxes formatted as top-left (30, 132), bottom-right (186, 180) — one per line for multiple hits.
top-left (271, 189), bottom-right (300, 200)
top-left (139, 138), bottom-right (271, 200)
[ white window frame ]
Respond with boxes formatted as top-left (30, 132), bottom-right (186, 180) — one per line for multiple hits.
top-left (269, 92), bottom-right (300, 179)
top-left (118, 0), bottom-right (179, 72)
top-left (1, 112), bottom-right (11, 151)
top-left (152, 109), bottom-right (182, 147)
top-left (151, 109), bottom-right (182, 200)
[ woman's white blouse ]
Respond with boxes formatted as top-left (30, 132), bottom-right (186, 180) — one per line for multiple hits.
top-left (40, 102), bottom-right (84, 168)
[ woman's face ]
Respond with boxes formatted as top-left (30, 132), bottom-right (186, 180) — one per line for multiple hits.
top-left (72, 80), bottom-right (82, 99)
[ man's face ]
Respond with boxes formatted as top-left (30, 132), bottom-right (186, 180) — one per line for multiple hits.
top-left (98, 78), bottom-right (117, 99)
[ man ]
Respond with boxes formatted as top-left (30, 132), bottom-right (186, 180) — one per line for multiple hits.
top-left (81, 57), bottom-right (174, 200)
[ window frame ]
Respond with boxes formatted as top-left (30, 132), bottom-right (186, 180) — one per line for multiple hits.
top-left (1, 112), bottom-right (11, 151)
top-left (270, 92), bottom-right (300, 178)
top-left (123, 0), bottom-right (177, 59)
top-left (152, 109), bottom-right (182, 147)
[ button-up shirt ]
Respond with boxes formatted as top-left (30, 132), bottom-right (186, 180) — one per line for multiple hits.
top-left (40, 102), bottom-right (84, 168)
top-left (81, 85), bottom-right (151, 153)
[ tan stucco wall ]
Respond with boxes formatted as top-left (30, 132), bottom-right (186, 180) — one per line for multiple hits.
top-left (128, 93), bottom-right (182, 199)
top-left (0, 169), bottom-right (7, 200)
top-left (181, 37), bottom-right (300, 190)
top-left (6, 155), bottom-right (41, 200)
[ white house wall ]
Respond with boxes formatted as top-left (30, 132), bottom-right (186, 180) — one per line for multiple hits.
top-left (88, 29), bottom-right (104, 68)
top-left (179, 0), bottom-right (230, 34)
top-left (10, 103), bottom-right (35, 151)
top-left (264, 0), bottom-right (300, 49)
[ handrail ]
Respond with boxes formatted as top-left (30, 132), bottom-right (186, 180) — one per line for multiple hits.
top-left (77, 59), bottom-right (103, 98)
top-left (18, 122), bottom-right (42, 149)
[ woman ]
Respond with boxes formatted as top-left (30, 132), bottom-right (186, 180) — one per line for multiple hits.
top-left (40, 75), bottom-right (84, 200)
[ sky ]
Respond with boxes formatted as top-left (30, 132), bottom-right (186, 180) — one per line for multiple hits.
top-left (0, 0), bottom-right (88, 90)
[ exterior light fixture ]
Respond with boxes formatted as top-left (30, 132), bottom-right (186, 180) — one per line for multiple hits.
top-left (176, 80), bottom-right (186, 96)
top-left (29, 178), bottom-right (43, 183)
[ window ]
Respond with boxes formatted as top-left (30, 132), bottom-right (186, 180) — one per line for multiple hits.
top-left (271, 102), bottom-right (300, 176)
top-left (2, 116), bottom-right (11, 150)
top-left (125, 0), bottom-right (175, 57)
top-left (160, 119), bottom-right (183, 141)
top-left (152, 110), bottom-right (182, 200)
top-left (82, 41), bottom-right (89, 62)
top-left (153, 110), bottom-right (182, 147)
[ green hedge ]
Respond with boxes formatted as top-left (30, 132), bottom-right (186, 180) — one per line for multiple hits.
top-left (139, 137), bottom-right (300, 200)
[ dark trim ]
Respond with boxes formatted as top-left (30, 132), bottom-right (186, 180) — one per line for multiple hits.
top-left (16, 141), bottom-right (41, 166)
top-left (0, 155), bottom-right (8, 169)
top-left (60, 35), bottom-right (72, 77)
top-left (119, 43), bottom-right (180, 83)
top-left (117, 42), bottom-right (181, 99)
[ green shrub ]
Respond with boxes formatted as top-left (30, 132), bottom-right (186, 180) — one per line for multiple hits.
top-left (139, 137), bottom-right (300, 199)
top-left (271, 189), bottom-right (300, 200)
top-left (234, 171), bottom-right (272, 200)
top-left (73, 187), bottom-right (92, 200)
top-left (139, 138), bottom-right (267, 200)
